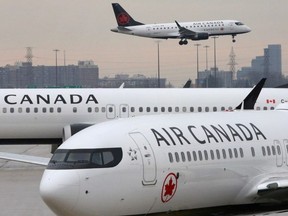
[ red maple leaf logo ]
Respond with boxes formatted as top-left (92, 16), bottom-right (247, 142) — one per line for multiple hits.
top-left (164, 178), bottom-right (175, 196)
top-left (117, 13), bottom-right (130, 25)
top-left (161, 173), bottom-right (178, 203)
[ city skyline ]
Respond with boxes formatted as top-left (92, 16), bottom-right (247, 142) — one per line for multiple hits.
top-left (0, 0), bottom-right (287, 87)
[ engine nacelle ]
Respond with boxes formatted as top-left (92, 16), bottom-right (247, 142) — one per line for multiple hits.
top-left (63, 124), bottom-right (93, 142)
top-left (192, 33), bottom-right (209, 40)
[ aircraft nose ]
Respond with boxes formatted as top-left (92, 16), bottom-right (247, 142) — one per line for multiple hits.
top-left (40, 170), bottom-right (80, 216)
top-left (246, 26), bottom-right (252, 32)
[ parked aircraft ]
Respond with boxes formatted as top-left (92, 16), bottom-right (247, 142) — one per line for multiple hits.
top-left (37, 103), bottom-right (288, 215)
top-left (111, 3), bottom-right (251, 45)
top-left (0, 85), bottom-right (286, 151)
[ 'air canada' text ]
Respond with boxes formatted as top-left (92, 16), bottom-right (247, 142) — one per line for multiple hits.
top-left (4, 94), bottom-right (99, 105)
top-left (151, 123), bottom-right (266, 146)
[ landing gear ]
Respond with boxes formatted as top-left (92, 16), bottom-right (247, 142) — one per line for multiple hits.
top-left (179, 39), bottom-right (188, 45)
top-left (232, 35), bottom-right (236, 43)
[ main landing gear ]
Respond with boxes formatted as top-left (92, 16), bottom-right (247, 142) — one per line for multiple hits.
top-left (179, 39), bottom-right (188, 45)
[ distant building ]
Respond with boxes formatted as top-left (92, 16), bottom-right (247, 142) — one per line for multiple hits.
top-left (0, 60), bottom-right (99, 88)
top-left (237, 44), bottom-right (282, 86)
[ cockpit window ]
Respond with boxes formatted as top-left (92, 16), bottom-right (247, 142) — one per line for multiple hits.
top-left (47, 148), bottom-right (123, 169)
top-left (235, 22), bottom-right (244, 26)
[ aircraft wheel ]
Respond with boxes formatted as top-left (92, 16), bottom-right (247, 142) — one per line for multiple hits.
top-left (184, 40), bottom-right (188, 45)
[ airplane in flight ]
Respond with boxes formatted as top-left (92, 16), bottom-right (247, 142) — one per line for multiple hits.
top-left (111, 3), bottom-right (251, 45)
top-left (0, 81), bottom-right (287, 151)
top-left (35, 102), bottom-right (288, 216)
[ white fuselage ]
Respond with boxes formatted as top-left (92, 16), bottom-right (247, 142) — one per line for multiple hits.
top-left (41, 107), bottom-right (288, 215)
top-left (0, 88), bottom-right (286, 144)
top-left (111, 20), bottom-right (251, 39)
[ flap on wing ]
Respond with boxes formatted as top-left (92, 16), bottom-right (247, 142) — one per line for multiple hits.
top-left (175, 20), bottom-right (196, 37)
top-left (0, 152), bottom-right (50, 166)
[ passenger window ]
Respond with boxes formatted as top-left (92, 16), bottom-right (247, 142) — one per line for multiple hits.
top-left (210, 150), bottom-right (215, 160)
top-left (131, 107), bottom-right (135, 113)
top-left (73, 107), bottom-right (77, 113)
top-left (198, 151), bottom-right (203, 161)
top-left (175, 107), bottom-right (179, 112)
top-left (198, 107), bottom-right (202, 112)
top-left (213, 107), bottom-right (217, 112)
top-left (239, 148), bottom-right (244, 158)
top-left (95, 107), bottom-right (99, 113)
top-left (271, 146), bottom-right (276, 155)
top-left (101, 107), bottom-right (106, 112)
top-left (181, 152), bottom-right (186, 162)
top-left (228, 149), bottom-right (233, 158)
top-left (222, 149), bottom-right (227, 159)
top-left (122, 107), bottom-right (127, 113)
top-left (161, 107), bottom-right (165, 112)
top-left (168, 107), bottom-right (172, 112)
top-left (187, 151), bottom-right (191, 161)
top-left (205, 107), bottom-right (209, 112)
top-left (251, 147), bottom-right (255, 157)
top-left (192, 151), bottom-right (197, 161)
top-left (168, 153), bottom-right (173, 163)
top-left (26, 108), bottom-right (30, 113)
top-left (266, 146), bottom-right (271, 156)
top-left (88, 107), bottom-right (92, 113)
top-left (109, 107), bottom-right (113, 113)
top-left (146, 107), bottom-right (150, 112)
top-left (182, 107), bottom-right (187, 112)
top-left (234, 148), bottom-right (238, 158)
top-left (57, 107), bottom-right (61, 113)
top-left (18, 107), bottom-right (22, 113)
top-left (216, 149), bottom-right (220, 159)
top-left (204, 150), bottom-right (208, 160)
top-left (262, 146), bottom-right (266, 156)
top-left (154, 107), bottom-right (158, 112)
top-left (2, 108), bottom-right (7, 113)
top-left (10, 108), bottom-right (14, 113)
top-left (277, 145), bottom-right (281, 155)
top-left (34, 108), bottom-right (38, 113)
top-left (190, 107), bottom-right (194, 112)
top-left (42, 107), bottom-right (46, 113)
top-left (175, 152), bottom-right (180, 162)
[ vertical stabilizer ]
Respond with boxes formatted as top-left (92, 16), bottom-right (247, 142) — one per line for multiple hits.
top-left (112, 3), bottom-right (144, 27)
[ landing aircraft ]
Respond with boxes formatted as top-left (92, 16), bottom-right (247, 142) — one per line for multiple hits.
top-left (36, 103), bottom-right (288, 216)
top-left (111, 3), bottom-right (251, 45)
top-left (0, 85), bottom-right (287, 150)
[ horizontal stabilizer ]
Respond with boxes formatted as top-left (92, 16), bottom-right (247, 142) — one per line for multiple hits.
top-left (0, 152), bottom-right (50, 166)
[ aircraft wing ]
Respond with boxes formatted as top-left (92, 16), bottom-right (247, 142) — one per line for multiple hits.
top-left (175, 20), bottom-right (197, 38)
top-left (0, 152), bottom-right (49, 166)
top-left (257, 177), bottom-right (288, 198)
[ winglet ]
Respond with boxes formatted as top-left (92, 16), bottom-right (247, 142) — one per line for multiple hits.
top-left (183, 79), bottom-right (191, 88)
top-left (235, 78), bottom-right (266, 110)
top-left (175, 20), bottom-right (182, 29)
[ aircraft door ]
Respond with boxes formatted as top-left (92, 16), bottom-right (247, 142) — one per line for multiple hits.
top-left (274, 140), bottom-right (283, 167)
top-left (120, 104), bottom-right (129, 118)
top-left (106, 104), bottom-right (116, 119)
top-left (129, 132), bottom-right (157, 185)
top-left (228, 22), bottom-right (234, 31)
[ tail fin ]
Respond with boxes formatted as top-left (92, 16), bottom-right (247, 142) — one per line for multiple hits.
top-left (112, 3), bottom-right (144, 27)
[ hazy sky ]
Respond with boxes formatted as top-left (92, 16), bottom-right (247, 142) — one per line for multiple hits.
top-left (0, 0), bottom-right (287, 86)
